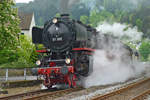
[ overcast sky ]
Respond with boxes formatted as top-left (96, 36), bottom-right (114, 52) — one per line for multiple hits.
top-left (15, 0), bottom-right (34, 3)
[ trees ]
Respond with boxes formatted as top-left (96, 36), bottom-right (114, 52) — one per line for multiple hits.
top-left (15, 0), bottom-right (150, 62)
top-left (16, 35), bottom-right (37, 67)
top-left (0, 1), bottom-right (37, 68)
top-left (16, 0), bottom-right (150, 38)
top-left (0, 0), bottom-right (20, 64)
top-left (139, 40), bottom-right (150, 61)
top-left (19, 0), bottom-right (60, 25)
top-left (18, 0), bottom-right (90, 26)
top-left (70, 3), bottom-right (90, 20)
top-left (80, 9), bottom-right (115, 27)
top-left (80, 15), bottom-right (89, 24)
top-left (136, 19), bottom-right (143, 31)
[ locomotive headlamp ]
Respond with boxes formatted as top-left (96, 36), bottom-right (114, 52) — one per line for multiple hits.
top-left (52, 18), bottom-right (58, 24)
top-left (65, 58), bottom-right (71, 64)
top-left (36, 60), bottom-right (41, 65)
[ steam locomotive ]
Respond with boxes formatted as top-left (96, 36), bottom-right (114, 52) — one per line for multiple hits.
top-left (32, 14), bottom-right (138, 88)
top-left (32, 14), bottom-right (97, 88)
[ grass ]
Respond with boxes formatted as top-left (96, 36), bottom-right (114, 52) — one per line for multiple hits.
top-left (0, 62), bottom-right (36, 69)
top-left (0, 69), bottom-right (32, 76)
top-left (0, 69), bottom-right (6, 76)
top-left (0, 62), bottom-right (36, 76)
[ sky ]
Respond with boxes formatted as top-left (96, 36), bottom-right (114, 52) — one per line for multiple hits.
top-left (15, 0), bottom-right (34, 3)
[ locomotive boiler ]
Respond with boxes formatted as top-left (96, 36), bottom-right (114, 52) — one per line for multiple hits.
top-left (32, 14), bottom-right (97, 88)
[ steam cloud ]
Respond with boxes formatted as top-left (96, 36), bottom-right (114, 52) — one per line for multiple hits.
top-left (59, 0), bottom-right (80, 13)
top-left (59, 0), bottom-right (143, 13)
top-left (96, 22), bottom-right (143, 41)
top-left (82, 22), bottom-right (147, 88)
top-left (81, 0), bottom-right (143, 10)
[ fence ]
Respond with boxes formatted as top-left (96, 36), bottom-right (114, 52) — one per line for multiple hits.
top-left (0, 68), bottom-right (38, 81)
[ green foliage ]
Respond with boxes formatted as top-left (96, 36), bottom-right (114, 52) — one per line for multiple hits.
top-left (83, 9), bottom-right (115, 27)
top-left (103, 0), bottom-right (137, 12)
top-left (0, 0), bottom-right (20, 65)
top-left (14, 0), bottom-right (150, 64)
top-left (19, 0), bottom-right (60, 26)
top-left (0, 49), bottom-right (18, 64)
top-left (0, 35), bottom-right (38, 68)
top-left (17, 0), bottom-right (90, 26)
top-left (125, 42), bottom-right (137, 50)
top-left (139, 40), bottom-right (150, 61)
top-left (36, 44), bottom-right (45, 50)
top-left (136, 19), bottom-right (143, 31)
top-left (16, 0), bottom-right (150, 38)
top-left (148, 55), bottom-right (150, 61)
top-left (17, 35), bottom-right (38, 67)
top-left (0, 1), bottom-right (38, 68)
top-left (38, 17), bottom-right (44, 26)
top-left (70, 3), bottom-right (90, 20)
top-left (80, 15), bottom-right (89, 24)
top-left (55, 13), bottom-right (60, 17)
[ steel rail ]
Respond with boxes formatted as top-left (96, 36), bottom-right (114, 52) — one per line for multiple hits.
top-left (24, 87), bottom-right (83, 100)
top-left (131, 89), bottom-right (150, 100)
top-left (0, 89), bottom-right (50, 100)
top-left (92, 78), bottom-right (150, 100)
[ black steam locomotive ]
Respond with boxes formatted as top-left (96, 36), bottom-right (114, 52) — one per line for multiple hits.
top-left (32, 14), bottom-right (97, 88)
top-left (32, 14), bottom-right (138, 88)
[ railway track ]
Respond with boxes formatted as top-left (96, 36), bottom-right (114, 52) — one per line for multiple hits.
top-left (91, 78), bottom-right (150, 100)
top-left (0, 87), bottom-right (83, 100)
top-left (24, 87), bottom-right (83, 100)
top-left (0, 89), bottom-right (49, 100)
top-left (131, 89), bottom-right (150, 100)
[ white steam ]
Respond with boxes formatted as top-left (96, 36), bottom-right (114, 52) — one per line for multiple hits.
top-left (68, 0), bottom-right (80, 7)
top-left (83, 49), bottom-right (145, 88)
top-left (96, 22), bottom-right (143, 41)
top-left (82, 22), bottom-right (146, 88)
top-left (59, 0), bottom-right (80, 13)
top-left (81, 0), bottom-right (142, 10)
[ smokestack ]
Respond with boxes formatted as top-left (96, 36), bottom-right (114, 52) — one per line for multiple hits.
top-left (61, 14), bottom-right (70, 18)
top-left (59, 0), bottom-right (80, 14)
top-left (59, 0), bottom-right (69, 14)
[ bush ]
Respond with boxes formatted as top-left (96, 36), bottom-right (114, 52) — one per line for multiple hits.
top-left (17, 35), bottom-right (38, 67)
top-left (139, 40), bottom-right (150, 61)
top-left (0, 0), bottom-right (20, 65)
top-left (0, 49), bottom-right (19, 65)
top-left (0, 35), bottom-right (38, 68)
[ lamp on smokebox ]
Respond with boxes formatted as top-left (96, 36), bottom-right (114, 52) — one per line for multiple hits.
top-left (36, 60), bottom-right (41, 66)
top-left (53, 18), bottom-right (58, 24)
top-left (65, 58), bottom-right (71, 64)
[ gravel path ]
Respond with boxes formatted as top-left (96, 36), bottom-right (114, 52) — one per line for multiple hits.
top-left (55, 77), bottom-right (145, 100)
top-left (0, 85), bottom-right (41, 97)
top-left (104, 78), bottom-right (150, 100)
top-left (145, 95), bottom-right (150, 100)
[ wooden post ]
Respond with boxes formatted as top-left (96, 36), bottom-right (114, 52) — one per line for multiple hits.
top-left (24, 68), bottom-right (26, 80)
top-left (5, 69), bottom-right (8, 81)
